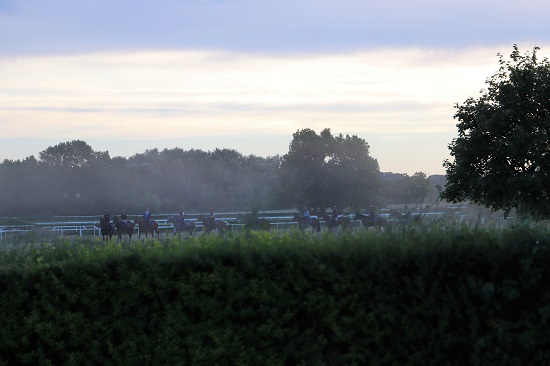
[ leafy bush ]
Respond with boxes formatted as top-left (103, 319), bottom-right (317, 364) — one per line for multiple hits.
top-left (1, 226), bottom-right (549, 365)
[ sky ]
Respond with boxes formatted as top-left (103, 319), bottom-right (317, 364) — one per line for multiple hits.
top-left (1, 0), bottom-right (549, 176)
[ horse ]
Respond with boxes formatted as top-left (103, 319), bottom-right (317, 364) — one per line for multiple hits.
top-left (167, 215), bottom-right (195, 236)
top-left (354, 212), bottom-right (386, 230)
top-left (292, 213), bottom-right (321, 233)
top-left (196, 213), bottom-right (229, 235)
top-left (236, 212), bottom-right (271, 231)
top-left (99, 217), bottom-right (115, 241)
top-left (133, 216), bottom-right (160, 239)
top-left (113, 215), bottom-right (134, 243)
top-left (319, 212), bottom-right (351, 232)
top-left (389, 210), bottom-right (422, 226)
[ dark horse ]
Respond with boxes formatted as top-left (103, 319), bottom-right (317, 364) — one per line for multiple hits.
top-left (292, 213), bottom-right (321, 233)
top-left (113, 215), bottom-right (134, 243)
top-left (320, 212), bottom-right (351, 232)
top-left (389, 210), bottom-right (422, 226)
top-left (196, 213), bottom-right (229, 235)
top-left (354, 212), bottom-right (386, 230)
top-left (133, 216), bottom-right (160, 239)
top-left (167, 215), bottom-right (195, 236)
top-left (236, 212), bottom-right (271, 231)
top-left (99, 217), bottom-right (115, 241)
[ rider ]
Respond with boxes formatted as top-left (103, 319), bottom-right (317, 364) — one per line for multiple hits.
top-left (103, 210), bottom-right (111, 223)
top-left (178, 207), bottom-right (185, 222)
top-left (302, 206), bottom-right (311, 224)
top-left (118, 209), bottom-right (128, 229)
top-left (144, 208), bottom-right (152, 227)
top-left (208, 208), bottom-right (216, 226)
top-left (370, 205), bottom-right (376, 217)
top-left (369, 205), bottom-right (376, 223)
top-left (103, 210), bottom-right (112, 231)
top-left (331, 205), bottom-right (339, 225)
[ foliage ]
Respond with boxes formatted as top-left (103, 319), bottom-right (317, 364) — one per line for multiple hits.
top-left (442, 45), bottom-right (550, 220)
top-left (39, 140), bottom-right (111, 168)
top-left (1, 227), bottom-right (550, 365)
top-left (278, 128), bottom-right (380, 210)
top-left (379, 171), bottom-right (433, 205)
top-left (0, 132), bottom-right (434, 216)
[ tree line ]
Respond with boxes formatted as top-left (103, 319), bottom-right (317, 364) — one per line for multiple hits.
top-left (0, 129), bottom-right (438, 217)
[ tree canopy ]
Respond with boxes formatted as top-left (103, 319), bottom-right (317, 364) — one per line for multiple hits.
top-left (278, 128), bottom-right (380, 210)
top-left (0, 135), bottom-right (434, 217)
top-left (441, 45), bottom-right (550, 219)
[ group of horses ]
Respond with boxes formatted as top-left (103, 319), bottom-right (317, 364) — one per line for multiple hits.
top-left (99, 209), bottom-right (422, 241)
top-left (99, 216), bottom-right (160, 242)
top-left (292, 212), bottom-right (386, 233)
top-left (99, 213), bottom-right (231, 242)
top-left (291, 209), bottom-right (422, 233)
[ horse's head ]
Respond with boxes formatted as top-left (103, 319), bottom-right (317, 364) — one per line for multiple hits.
top-left (353, 212), bottom-right (363, 221)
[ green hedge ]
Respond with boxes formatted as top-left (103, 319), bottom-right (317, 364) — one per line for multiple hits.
top-left (1, 226), bottom-right (550, 365)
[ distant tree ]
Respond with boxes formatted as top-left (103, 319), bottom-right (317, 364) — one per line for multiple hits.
top-left (442, 45), bottom-right (550, 219)
top-left (39, 140), bottom-right (110, 168)
top-left (379, 172), bottom-right (431, 205)
top-left (279, 128), bottom-right (380, 209)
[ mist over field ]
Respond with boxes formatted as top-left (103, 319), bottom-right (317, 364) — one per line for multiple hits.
top-left (0, 136), bottom-right (441, 218)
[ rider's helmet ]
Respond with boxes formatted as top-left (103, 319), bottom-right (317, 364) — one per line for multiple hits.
top-left (105, 210), bottom-right (109, 213)
top-left (303, 207), bottom-right (307, 210)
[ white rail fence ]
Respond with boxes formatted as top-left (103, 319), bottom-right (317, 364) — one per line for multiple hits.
top-left (1, 207), bottom-right (489, 239)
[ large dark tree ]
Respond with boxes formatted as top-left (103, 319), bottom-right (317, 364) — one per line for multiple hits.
top-left (278, 128), bottom-right (380, 210)
top-left (442, 45), bottom-right (550, 219)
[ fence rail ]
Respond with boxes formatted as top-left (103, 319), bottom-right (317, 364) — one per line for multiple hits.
top-left (1, 208), bottom-right (493, 239)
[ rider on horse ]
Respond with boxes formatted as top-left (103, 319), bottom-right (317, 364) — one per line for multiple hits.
top-left (102, 210), bottom-right (114, 235)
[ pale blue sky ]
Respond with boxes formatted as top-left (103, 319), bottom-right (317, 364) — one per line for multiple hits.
top-left (1, 0), bottom-right (549, 175)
